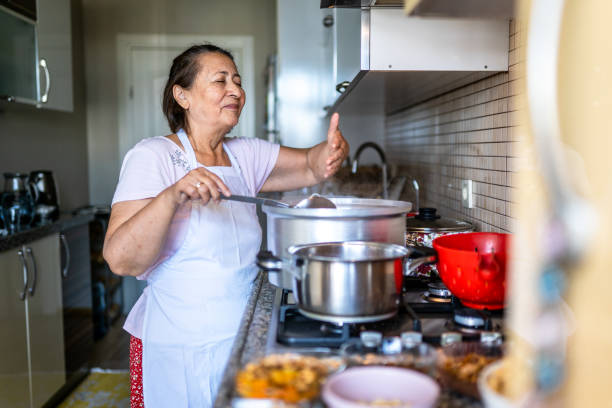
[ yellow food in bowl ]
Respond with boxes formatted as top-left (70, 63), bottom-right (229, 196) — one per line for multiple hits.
top-left (235, 353), bottom-right (341, 403)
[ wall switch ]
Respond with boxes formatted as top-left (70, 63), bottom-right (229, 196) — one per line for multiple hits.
top-left (461, 180), bottom-right (474, 208)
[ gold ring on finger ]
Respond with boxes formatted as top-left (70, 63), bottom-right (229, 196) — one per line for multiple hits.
top-left (195, 181), bottom-right (202, 189)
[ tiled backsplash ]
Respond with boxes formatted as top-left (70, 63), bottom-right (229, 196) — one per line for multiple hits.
top-left (385, 20), bottom-right (521, 233)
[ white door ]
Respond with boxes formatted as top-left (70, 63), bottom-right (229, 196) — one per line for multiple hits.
top-left (117, 35), bottom-right (255, 163)
top-left (117, 35), bottom-right (254, 312)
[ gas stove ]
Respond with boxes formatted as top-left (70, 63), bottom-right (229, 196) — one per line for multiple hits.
top-left (266, 277), bottom-right (504, 351)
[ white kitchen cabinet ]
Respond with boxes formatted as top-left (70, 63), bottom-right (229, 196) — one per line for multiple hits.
top-left (0, 0), bottom-right (72, 110)
top-left (277, 0), bottom-right (336, 148)
top-left (36, 0), bottom-right (73, 111)
top-left (0, 244), bottom-right (30, 408)
top-left (0, 234), bottom-right (66, 408)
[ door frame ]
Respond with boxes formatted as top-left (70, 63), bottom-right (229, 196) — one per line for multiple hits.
top-left (116, 34), bottom-right (255, 165)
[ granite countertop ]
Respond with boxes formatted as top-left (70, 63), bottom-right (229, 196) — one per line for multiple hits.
top-left (0, 212), bottom-right (95, 252)
top-left (214, 273), bottom-right (483, 408)
top-left (215, 272), bottom-right (275, 408)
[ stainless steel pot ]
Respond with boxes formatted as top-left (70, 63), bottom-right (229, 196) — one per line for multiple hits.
top-left (257, 241), bottom-right (436, 324)
top-left (263, 197), bottom-right (412, 289)
top-left (405, 207), bottom-right (473, 276)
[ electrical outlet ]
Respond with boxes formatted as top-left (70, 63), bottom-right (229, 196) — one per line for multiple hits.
top-left (461, 180), bottom-right (473, 208)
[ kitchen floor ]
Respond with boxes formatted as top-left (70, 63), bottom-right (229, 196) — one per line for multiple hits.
top-left (57, 316), bottom-right (131, 407)
top-left (90, 315), bottom-right (130, 370)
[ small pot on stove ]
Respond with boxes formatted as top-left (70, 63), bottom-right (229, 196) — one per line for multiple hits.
top-left (257, 241), bottom-right (438, 324)
top-left (405, 208), bottom-right (473, 276)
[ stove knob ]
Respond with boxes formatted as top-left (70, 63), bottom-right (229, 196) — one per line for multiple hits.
top-left (480, 331), bottom-right (503, 345)
top-left (360, 331), bottom-right (383, 348)
top-left (401, 331), bottom-right (423, 347)
top-left (440, 332), bottom-right (462, 346)
top-left (382, 336), bottom-right (402, 354)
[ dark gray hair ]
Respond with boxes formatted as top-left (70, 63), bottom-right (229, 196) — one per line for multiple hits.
top-left (162, 44), bottom-right (235, 133)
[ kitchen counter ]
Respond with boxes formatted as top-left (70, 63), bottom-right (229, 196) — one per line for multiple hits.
top-left (215, 272), bottom-right (275, 408)
top-left (0, 212), bottom-right (94, 252)
top-left (215, 272), bottom-right (484, 408)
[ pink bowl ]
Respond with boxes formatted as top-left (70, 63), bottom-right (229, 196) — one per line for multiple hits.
top-left (322, 366), bottom-right (440, 408)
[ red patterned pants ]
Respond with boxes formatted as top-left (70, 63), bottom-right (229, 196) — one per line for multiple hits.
top-left (129, 336), bottom-right (144, 407)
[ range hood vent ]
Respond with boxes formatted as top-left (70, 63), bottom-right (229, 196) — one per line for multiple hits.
top-left (405, 0), bottom-right (514, 18)
top-left (327, 8), bottom-right (510, 114)
top-left (322, 0), bottom-right (514, 19)
top-left (321, 0), bottom-right (402, 8)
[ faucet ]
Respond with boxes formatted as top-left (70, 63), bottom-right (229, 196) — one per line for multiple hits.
top-left (351, 142), bottom-right (388, 199)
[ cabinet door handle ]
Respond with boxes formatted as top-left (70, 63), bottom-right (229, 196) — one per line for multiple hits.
top-left (26, 247), bottom-right (37, 297)
top-left (60, 233), bottom-right (71, 278)
top-left (17, 249), bottom-right (28, 301)
top-left (39, 58), bottom-right (51, 103)
top-left (336, 81), bottom-right (351, 94)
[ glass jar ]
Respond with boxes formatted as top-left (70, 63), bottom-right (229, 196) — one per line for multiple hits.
top-left (340, 335), bottom-right (438, 377)
top-left (1, 173), bottom-right (35, 234)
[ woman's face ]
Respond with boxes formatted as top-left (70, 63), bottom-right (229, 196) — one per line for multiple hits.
top-left (178, 52), bottom-right (245, 134)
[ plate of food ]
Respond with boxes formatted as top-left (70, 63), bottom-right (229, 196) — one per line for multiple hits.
top-left (235, 352), bottom-right (344, 405)
top-left (340, 340), bottom-right (437, 377)
top-left (437, 342), bottom-right (503, 399)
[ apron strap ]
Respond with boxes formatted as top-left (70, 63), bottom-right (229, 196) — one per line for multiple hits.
top-left (177, 129), bottom-right (197, 169)
top-left (222, 143), bottom-right (253, 196)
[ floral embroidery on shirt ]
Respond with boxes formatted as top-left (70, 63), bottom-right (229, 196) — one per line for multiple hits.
top-left (170, 149), bottom-right (191, 172)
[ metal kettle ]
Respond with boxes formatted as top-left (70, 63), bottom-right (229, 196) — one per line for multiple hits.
top-left (29, 170), bottom-right (60, 222)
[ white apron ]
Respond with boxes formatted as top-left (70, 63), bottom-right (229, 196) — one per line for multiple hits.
top-left (142, 130), bottom-right (260, 407)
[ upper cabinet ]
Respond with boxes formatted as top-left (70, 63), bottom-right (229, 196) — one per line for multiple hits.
top-left (0, 7), bottom-right (38, 104)
top-left (0, 0), bottom-right (73, 111)
top-left (0, 0), bottom-right (36, 20)
top-left (329, 7), bottom-right (510, 114)
top-left (36, 0), bottom-right (73, 111)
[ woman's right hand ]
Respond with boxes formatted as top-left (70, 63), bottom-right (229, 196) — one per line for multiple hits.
top-left (167, 168), bottom-right (232, 206)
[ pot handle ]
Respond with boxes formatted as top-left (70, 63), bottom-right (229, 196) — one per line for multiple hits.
top-left (478, 252), bottom-right (500, 281)
top-left (256, 250), bottom-right (302, 279)
top-left (403, 246), bottom-right (437, 277)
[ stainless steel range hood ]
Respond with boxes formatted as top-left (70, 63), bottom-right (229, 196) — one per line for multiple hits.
top-left (321, 0), bottom-right (402, 8)
top-left (404, 0), bottom-right (514, 18)
top-left (328, 7), bottom-right (510, 114)
top-left (321, 0), bottom-right (514, 19)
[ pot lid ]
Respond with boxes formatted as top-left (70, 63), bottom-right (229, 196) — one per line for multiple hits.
top-left (262, 197), bottom-right (412, 218)
top-left (405, 207), bottom-right (473, 233)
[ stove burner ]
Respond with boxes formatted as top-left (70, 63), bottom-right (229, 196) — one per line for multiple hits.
top-left (422, 282), bottom-right (452, 303)
top-left (319, 322), bottom-right (344, 336)
top-left (454, 308), bottom-right (486, 329)
top-left (270, 286), bottom-right (505, 350)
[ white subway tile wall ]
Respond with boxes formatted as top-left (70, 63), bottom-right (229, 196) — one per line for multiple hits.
top-left (386, 20), bottom-right (523, 233)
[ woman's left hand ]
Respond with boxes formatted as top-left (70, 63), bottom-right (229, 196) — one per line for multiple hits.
top-left (323, 113), bottom-right (349, 178)
top-left (259, 112), bottom-right (350, 192)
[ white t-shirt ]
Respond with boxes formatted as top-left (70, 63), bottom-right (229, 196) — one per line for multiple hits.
top-left (111, 135), bottom-right (280, 337)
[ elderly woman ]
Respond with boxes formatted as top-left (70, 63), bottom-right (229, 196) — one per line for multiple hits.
top-left (103, 44), bottom-right (348, 407)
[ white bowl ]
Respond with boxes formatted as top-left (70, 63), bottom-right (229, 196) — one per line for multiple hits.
top-left (322, 366), bottom-right (439, 408)
top-left (477, 360), bottom-right (527, 408)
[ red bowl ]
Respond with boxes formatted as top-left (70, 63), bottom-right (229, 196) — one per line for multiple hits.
top-left (432, 232), bottom-right (510, 310)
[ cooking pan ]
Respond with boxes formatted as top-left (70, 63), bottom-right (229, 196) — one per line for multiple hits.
top-left (257, 241), bottom-right (436, 324)
top-left (432, 232), bottom-right (510, 310)
top-left (263, 197), bottom-right (413, 290)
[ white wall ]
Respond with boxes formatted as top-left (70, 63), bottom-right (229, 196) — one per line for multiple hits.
top-left (83, 0), bottom-right (277, 205)
top-left (276, 0), bottom-right (385, 161)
